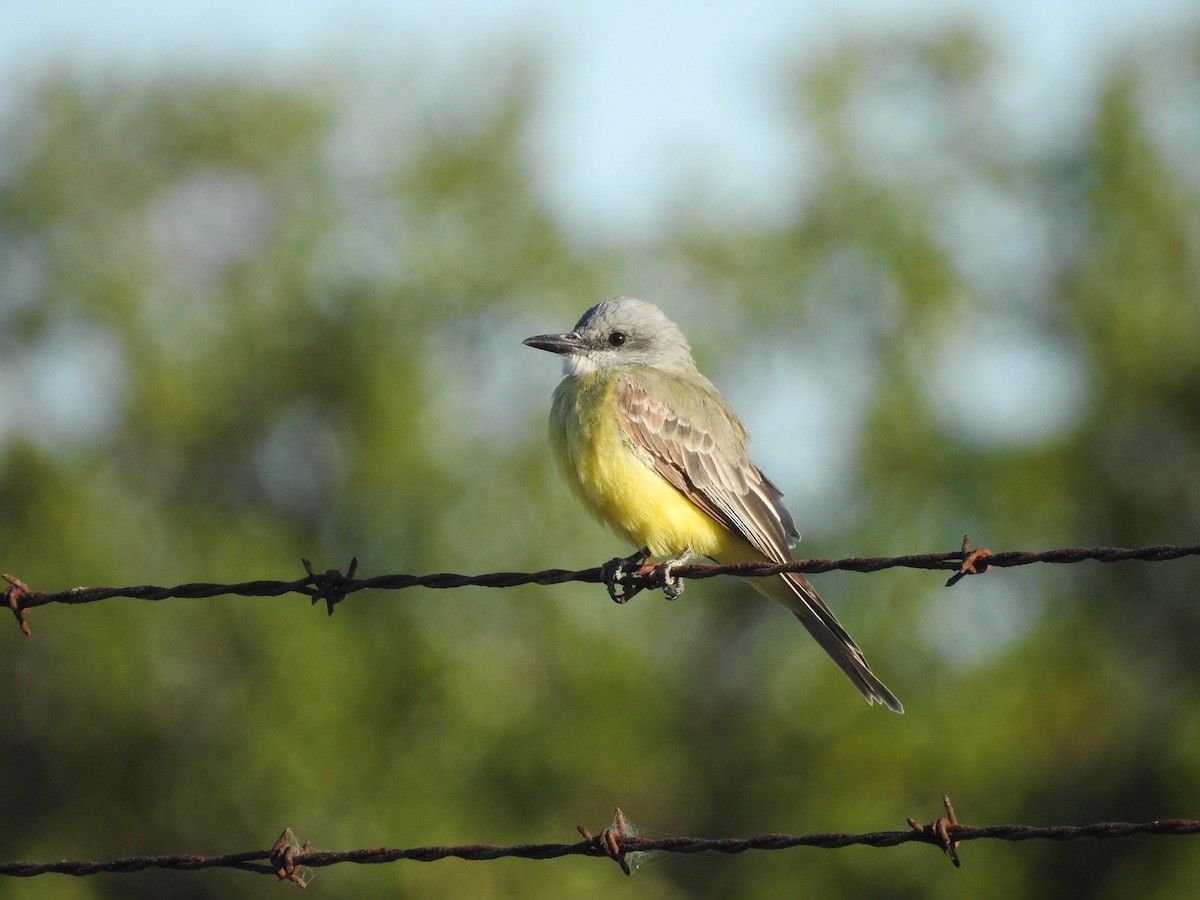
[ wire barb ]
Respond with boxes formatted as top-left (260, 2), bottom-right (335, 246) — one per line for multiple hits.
top-left (3, 574), bottom-right (31, 636)
top-left (907, 795), bottom-right (962, 867)
top-left (271, 828), bottom-right (312, 888)
top-left (945, 536), bottom-right (993, 587)
top-left (301, 557), bottom-right (359, 616)
top-left (578, 808), bottom-right (635, 876)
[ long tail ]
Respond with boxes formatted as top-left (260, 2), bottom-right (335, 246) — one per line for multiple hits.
top-left (747, 572), bottom-right (903, 714)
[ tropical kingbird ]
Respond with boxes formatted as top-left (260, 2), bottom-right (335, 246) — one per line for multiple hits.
top-left (524, 297), bottom-right (902, 713)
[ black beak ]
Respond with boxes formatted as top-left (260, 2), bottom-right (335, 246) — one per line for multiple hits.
top-left (523, 332), bottom-right (582, 355)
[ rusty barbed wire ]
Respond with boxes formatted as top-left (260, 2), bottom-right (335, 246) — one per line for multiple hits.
top-left (3, 539), bottom-right (1198, 634)
top-left (2, 800), bottom-right (1199, 883)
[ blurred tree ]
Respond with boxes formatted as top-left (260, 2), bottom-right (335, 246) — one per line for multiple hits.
top-left (0, 20), bottom-right (1197, 900)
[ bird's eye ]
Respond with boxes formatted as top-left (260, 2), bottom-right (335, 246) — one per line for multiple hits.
top-left (608, 331), bottom-right (626, 347)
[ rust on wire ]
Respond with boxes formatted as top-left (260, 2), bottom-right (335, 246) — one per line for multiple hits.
top-left (271, 828), bottom-right (312, 888)
top-left (945, 535), bottom-right (994, 587)
top-left (578, 807), bottom-right (634, 876)
top-left (907, 795), bottom-right (962, 867)
top-left (3, 573), bottom-right (31, 636)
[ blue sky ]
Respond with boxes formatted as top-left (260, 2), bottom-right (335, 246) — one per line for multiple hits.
top-left (3, 0), bottom-right (1196, 234)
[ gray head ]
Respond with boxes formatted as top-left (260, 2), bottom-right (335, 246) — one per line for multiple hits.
top-left (523, 296), bottom-right (697, 377)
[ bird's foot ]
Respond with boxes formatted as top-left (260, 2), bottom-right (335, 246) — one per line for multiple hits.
top-left (651, 548), bottom-right (692, 601)
top-left (601, 549), bottom-right (650, 604)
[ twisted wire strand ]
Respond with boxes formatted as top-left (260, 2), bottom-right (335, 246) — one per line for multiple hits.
top-left (2, 810), bottom-right (1197, 882)
top-left (5, 543), bottom-right (1196, 620)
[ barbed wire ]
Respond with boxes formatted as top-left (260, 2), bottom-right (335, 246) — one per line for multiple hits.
top-left (4, 540), bottom-right (1198, 635)
top-left (2, 799), bottom-right (1198, 885)
top-left (4, 545), bottom-right (1198, 887)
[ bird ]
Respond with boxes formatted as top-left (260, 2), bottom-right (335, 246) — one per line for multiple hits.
top-left (523, 296), bottom-right (902, 713)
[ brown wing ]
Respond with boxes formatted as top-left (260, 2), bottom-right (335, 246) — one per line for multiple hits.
top-left (618, 369), bottom-right (904, 713)
top-left (616, 369), bottom-right (799, 561)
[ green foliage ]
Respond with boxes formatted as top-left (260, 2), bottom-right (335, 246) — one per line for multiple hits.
top-left (0, 24), bottom-right (1198, 899)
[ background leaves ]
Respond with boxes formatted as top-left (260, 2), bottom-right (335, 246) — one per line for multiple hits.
top-left (0, 21), bottom-right (1198, 899)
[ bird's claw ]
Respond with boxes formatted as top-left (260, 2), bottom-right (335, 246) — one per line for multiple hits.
top-left (653, 549), bottom-right (691, 600)
top-left (657, 564), bottom-right (684, 600)
top-left (601, 550), bottom-right (650, 604)
top-left (602, 549), bottom-right (690, 602)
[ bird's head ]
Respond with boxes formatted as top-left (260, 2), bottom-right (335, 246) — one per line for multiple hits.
top-left (523, 296), bottom-right (696, 377)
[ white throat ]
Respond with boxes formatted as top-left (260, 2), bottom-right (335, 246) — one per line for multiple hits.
top-left (563, 354), bottom-right (599, 377)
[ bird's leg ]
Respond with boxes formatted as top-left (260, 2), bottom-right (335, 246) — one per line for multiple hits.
top-left (601, 548), bottom-right (651, 604)
top-left (653, 548), bottom-right (692, 601)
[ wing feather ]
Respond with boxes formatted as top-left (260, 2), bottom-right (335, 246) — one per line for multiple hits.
top-left (616, 370), bottom-right (798, 561)
top-left (615, 368), bottom-right (903, 712)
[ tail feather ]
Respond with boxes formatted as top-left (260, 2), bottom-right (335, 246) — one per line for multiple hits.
top-left (748, 572), bottom-right (903, 714)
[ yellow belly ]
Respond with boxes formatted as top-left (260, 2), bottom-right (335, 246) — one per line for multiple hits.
top-left (549, 371), bottom-right (738, 559)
